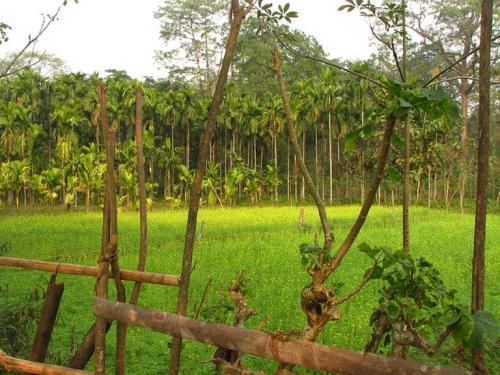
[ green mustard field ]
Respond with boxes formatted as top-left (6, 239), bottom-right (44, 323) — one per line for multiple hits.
top-left (0, 206), bottom-right (498, 374)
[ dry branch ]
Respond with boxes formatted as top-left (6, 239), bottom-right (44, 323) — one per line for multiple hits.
top-left (0, 349), bottom-right (92, 375)
top-left (270, 51), bottom-right (334, 254)
top-left (0, 2), bottom-right (67, 79)
top-left (94, 298), bottom-right (467, 375)
top-left (0, 256), bottom-right (180, 286)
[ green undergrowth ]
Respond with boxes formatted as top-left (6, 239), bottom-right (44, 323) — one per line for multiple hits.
top-left (0, 206), bottom-right (498, 374)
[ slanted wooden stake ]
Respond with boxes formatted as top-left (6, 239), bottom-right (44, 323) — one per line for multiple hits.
top-left (29, 273), bottom-right (64, 363)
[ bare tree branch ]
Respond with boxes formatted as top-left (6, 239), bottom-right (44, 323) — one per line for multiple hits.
top-left (272, 30), bottom-right (387, 89)
top-left (428, 75), bottom-right (500, 86)
top-left (270, 51), bottom-right (334, 253)
top-left (335, 262), bottom-right (378, 305)
top-left (0, 2), bottom-right (69, 79)
top-left (423, 34), bottom-right (500, 87)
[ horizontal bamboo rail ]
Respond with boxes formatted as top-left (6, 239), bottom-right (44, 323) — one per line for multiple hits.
top-left (0, 256), bottom-right (180, 287)
top-left (0, 349), bottom-right (93, 375)
top-left (94, 298), bottom-right (468, 375)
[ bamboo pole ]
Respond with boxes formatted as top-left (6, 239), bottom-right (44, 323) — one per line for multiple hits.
top-left (0, 350), bottom-right (92, 375)
top-left (94, 298), bottom-right (467, 375)
top-left (0, 257), bottom-right (180, 286)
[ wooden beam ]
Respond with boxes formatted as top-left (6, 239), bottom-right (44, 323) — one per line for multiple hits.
top-left (94, 298), bottom-right (467, 375)
top-left (0, 349), bottom-right (93, 375)
top-left (0, 256), bottom-right (180, 286)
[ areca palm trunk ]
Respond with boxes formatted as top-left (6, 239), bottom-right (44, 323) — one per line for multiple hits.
top-left (253, 134), bottom-right (257, 170)
top-left (328, 96), bottom-right (333, 204)
top-left (186, 122), bottom-right (190, 168)
top-left (301, 128), bottom-right (306, 200)
top-left (274, 134), bottom-right (278, 202)
top-left (315, 122), bottom-right (319, 189)
top-left (287, 138), bottom-right (290, 202)
top-left (86, 188), bottom-right (90, 213)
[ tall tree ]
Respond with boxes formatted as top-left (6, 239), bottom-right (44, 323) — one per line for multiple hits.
top-left (471, 0), bottom-right (493, 373)
top-left (168, 2), bottom-right (254, 374)
top-left (409, 0), bottom-right (499, 212)
top-left (155, 0), bottom-right (227, 93)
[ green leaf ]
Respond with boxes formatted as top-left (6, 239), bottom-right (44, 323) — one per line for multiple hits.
top-left (399, 98), bottom-right (412, 109)
top-left (365, 264), bottom-right (383, 280)
top-left (359, 242), bottom-right (381, 259)
top-left (381, 248), bottom-right (398, 268)
top-left (468, 311), bottom-right (499, 349)
top-left (453, 311), bottom-right (474, 344)
top-left (391, 132), bottom-right (404, 147)
top-left (338, 4), bottom-right (354, 11)
top-left (344, 129), bottom-right (361, 152)
top-left (386, 300), bottom-right (400, 320)
top-left (387, 166), bottom-right (402, 182)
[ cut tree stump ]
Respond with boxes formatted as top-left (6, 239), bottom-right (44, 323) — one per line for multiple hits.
top-left (29, 273), bottom-right (64, 363)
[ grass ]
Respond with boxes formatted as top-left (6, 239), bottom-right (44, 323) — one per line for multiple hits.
top-left (0, 205), bottom-right (499, 374)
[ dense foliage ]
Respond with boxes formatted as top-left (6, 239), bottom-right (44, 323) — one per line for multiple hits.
top-left (1, 49), bottom-right (490, 211)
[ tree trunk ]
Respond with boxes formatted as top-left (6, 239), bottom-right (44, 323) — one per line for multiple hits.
top-left (402, 0), bottom-right (410, 254)
top-left (287, 138), bottom-right (290, 202)
top-left (168, 4), bottom-right (248, 374)
top-left (301, 128), bottom-right (306, 200)
top-left (328, 96), bottom-right (333, 204)
top-left (458, 88), bottom-right (469, 214)
top-left (86, 188), bottom-right (90, 213)
top-left (274, 134), bottom-right (278, 202)
top-left (471, 1), bottom-right (492, 373)
top-left (95, 84), bottom-right (127, 375)
top-left (186, 122), bottom-right (190, 168)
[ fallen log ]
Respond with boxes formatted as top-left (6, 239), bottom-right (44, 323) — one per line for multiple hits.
top-left (94, 298), bottom-right (468, 375)
top-left (29, 273), bottom-right (64, 363)
top-left (0, 349), bottom-right (92, 375)
top-left (0, 256), bottom-right (180, 286)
